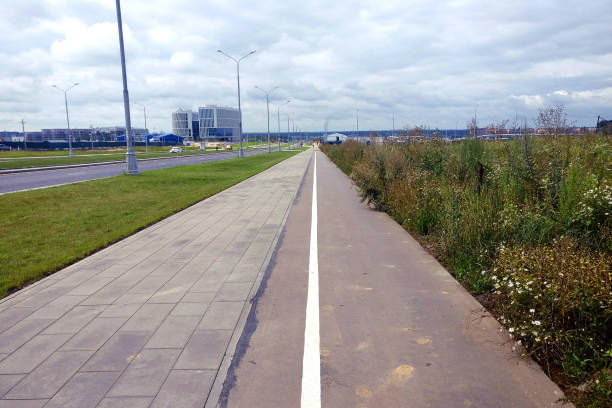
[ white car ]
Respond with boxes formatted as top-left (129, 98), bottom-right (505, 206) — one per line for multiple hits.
top-left (169, 146), bottom-right (182, 153)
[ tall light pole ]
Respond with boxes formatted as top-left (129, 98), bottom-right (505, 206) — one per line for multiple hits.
top-left (254, 86), bottom-right (278, 153)
top-left (20, 119), bottom-right (26, 150)
top-left (281, 111), bottom-right (292, 147)
top-left (52, 82), bottom-right (78, 158)
top-left (217, 49), bottom-right (256, 158)
top-left (135, 101), bottom-right (155, 153)
top-left (115, 0), bottom-right (138, 175)
top-left (274, 99), bottom-right (290, 151)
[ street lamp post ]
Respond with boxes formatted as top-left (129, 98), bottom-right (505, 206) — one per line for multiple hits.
top-left (217, 49), bottom-right (256, 158)
top-left (275, 100), bottom-right (290, 151)
top-left (254, 86), bottom-right (278, 153)
top-left (282, 112), bottom-right (294, 148)
top-left (52, 82), bottom-right (79, 158)
top-left (20, 119), bottom-right (26, 150)
top-left (115, 0), bottom-right (138, 175)
top-left (135, 102), bottom-right (155, 153)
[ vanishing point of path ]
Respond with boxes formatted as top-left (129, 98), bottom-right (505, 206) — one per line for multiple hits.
top-left (0, 149), bottom-right (568, 407)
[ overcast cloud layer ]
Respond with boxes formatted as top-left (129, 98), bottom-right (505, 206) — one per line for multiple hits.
top-left (1, 0), bottom-right (611, 133)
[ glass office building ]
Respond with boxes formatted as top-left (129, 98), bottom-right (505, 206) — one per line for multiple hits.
top-left (198, 106), bottom-right (240, 143)
top-left (171, 109), bottom-right (193, 139)
top-left (172, 106), bottom-right (240, 142)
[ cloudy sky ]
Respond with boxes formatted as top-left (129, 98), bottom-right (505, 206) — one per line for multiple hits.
top-left (1, 0), bottom-right (611, 133)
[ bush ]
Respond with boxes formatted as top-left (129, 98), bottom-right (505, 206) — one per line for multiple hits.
top-left (489, 238), bottom-right (611, 401)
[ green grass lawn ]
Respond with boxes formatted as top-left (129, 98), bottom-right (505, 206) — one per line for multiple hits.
top-left (0, 150), bottom-right (299, 298)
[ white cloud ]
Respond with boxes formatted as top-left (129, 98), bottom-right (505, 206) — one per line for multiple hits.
top-left (1, 0), bottom-right (611, 132)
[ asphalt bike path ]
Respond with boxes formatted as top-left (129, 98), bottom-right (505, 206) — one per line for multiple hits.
top-left (0, 151), bottom-right (311, 407)
top-left (222, 148), bottom-right (568, 407)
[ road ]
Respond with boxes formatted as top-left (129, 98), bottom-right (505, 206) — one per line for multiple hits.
top-left (0, 149), bottom-right (270, 194)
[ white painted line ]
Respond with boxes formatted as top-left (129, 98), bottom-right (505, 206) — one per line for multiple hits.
top-left (301, 151), bottom-right (321, 408)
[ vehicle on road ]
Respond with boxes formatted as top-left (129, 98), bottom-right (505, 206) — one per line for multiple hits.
top-left (169, 146), bottom-right (182, 153)
top-left (0, 144), bottom-right (10, 151)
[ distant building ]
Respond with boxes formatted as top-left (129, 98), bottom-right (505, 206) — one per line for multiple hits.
top-left (0, 131), bottom-right (22, 142)
top-left (96, 127), bottom-right (149, 141)
top-left (198, 105), bottom-right (240, 143)
top-left (172, 106), bottom-right (240, 142)
top-left (171, 109), bottom-right (193, 139)
top-left (41, 128), bottom-right (92, 141)
top-left (149, 134), bottom-right (184, 144)
top-left (40, 127), bottom-right (147, 142)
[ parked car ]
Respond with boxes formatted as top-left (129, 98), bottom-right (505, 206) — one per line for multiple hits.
top-left (0, 144), bottom-right (10, 151)
top-left (169, 146), bottom-right (182, 153)
top-left (225, 144), bottom-right (233, 151)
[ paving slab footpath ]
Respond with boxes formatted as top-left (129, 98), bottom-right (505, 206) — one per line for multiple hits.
top-left (0, 150), bottom-right (312, 407)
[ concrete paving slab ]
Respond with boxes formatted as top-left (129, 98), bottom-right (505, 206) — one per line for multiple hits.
top-left (174, 330), bottom-right (232, 370)
top-left (99, 303), bottom-right (142, 318)
top-left (0, 334), bottom-right (71, 374)
top-left (0, 400), bottom-right (48, 408)
top-left (44, 371), bottom-right (120, 408)
top-left (197, 301), bottom-right (244, 330)
top-left (180, 292), bottom-right (216, 303)
top-left (97, 397), bottom-right (153, 408)
top-left (5, 350), bottom-right (93, 399)
top-left (108, 348), bottom-right (181, 397)
top-left (0, 308), bottom-right (35, 334)
top-left (0, 319), bottom-right (55, 354)
top-left (150, 369), bottom-right (216, 408)
top-left (61, 317), bottom-right (128, 351)
top-left (145, 315), bottom-right (201, 349)
top-left (0, 374), bottom-right (25, 397)
top-left (170, 302), bottom-right (210, 316)
top-left (42, 306), bottom-right (105, 335)
top-left (119, 303), bottom-right (173, 332)
top-left (81, 331), bottom-right (152, 372)
top-left (214, 282), bottom-right (253, 302)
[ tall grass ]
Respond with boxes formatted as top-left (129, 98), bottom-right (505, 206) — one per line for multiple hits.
top-left (322, 135), bottom-right (611, 407)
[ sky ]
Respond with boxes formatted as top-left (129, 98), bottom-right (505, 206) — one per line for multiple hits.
top-left (1, 0), bottom-right (611, 133)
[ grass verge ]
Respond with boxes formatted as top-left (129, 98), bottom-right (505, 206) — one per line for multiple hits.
top-left (0, 150), bottom-right (299, 298)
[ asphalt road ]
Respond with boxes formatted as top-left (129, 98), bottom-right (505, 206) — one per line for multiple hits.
top-left (0, 149), bottom-right (270, 194)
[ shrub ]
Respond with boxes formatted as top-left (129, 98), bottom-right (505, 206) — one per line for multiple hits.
top-left (489, 238), bottom-right (611, 402)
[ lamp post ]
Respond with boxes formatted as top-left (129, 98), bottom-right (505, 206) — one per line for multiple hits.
top-left (217, 49), bottom-right (256, 158)
top-left (275, 100), bottom-right (290, 151)
top-left (135, 101), bottom-right (155, 153)
top-left (282, 111), bottom-right (294, 148)
top-left (20, 119), bottom-right (26, 150)
top-left (52, 82), bottom-right (79, 158)
top-left (115, 0), bottom-right (138, 174)
top-left (254, 86), bottom-right (278, 153)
